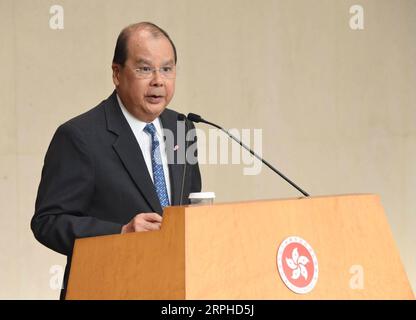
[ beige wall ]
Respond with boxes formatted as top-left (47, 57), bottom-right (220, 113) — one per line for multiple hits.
top-left (0, 0), bottom-right (414, 299)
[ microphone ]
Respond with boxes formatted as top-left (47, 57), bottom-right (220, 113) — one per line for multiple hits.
top-left (187, 113), bottom-right (310, 197)
top-left (177, 113), bottom-right (189, 205)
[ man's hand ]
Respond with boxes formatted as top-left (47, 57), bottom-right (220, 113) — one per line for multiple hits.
top-left (121, 213), bottom-right (162, 234)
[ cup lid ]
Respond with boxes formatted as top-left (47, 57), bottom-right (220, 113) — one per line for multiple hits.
top-left (188, 192), bottom-right (216, 199)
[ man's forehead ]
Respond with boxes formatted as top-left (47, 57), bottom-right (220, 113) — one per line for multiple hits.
top-left (128, 29), bottom-right (170, 49)
top-left (129, 28), bottom-right (155, 42)
top-left (127, 30), bottom-right (174, 60)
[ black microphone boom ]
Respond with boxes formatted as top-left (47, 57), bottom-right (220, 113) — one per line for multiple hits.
top-left (187, 113), bottom-right (310, 197)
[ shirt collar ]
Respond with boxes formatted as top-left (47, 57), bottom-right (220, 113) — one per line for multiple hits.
top-left (116, 94), bottom-right (163, 136)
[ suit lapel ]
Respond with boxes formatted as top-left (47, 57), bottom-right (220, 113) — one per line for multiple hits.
top-left (104, 92), bottom-right (163, 213)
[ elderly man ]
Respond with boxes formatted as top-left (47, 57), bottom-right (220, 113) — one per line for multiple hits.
top-left (31, 22), bottom-right (201, 299)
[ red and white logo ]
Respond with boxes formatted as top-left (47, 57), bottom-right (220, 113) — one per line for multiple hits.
top-left (277, 236), bottom-right (318, 294)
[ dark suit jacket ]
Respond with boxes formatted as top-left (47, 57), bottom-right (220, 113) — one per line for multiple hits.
top-left (31, 91), bottom-right (201, 298)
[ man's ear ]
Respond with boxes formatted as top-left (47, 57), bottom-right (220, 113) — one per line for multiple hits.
top-left (112, 63), bottom-right (121, 86)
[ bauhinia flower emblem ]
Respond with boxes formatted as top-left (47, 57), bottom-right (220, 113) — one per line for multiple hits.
top-left (286, 248), bottom-right (309, 280)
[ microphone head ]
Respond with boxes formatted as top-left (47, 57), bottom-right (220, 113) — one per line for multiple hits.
top-left (187, 113), bottom-right (202, 123)
top-left (177, 113), bottom-right (186, 121)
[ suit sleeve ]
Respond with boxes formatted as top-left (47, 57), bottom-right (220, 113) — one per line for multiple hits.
top-left (31, 122), bottom-right (122, 256)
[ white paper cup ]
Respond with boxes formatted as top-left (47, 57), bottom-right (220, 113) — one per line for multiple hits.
top-left (188, 192), bottom-right (216, 205)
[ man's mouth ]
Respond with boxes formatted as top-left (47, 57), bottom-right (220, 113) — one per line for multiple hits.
top-left (145, 95), bottom-right (164, 104)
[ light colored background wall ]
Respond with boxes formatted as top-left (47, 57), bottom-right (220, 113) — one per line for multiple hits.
top-left (0, 0), bottom-right (414, 299)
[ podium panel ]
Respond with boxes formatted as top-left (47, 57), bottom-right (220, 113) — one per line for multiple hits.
top-left (66, 194), bottom-right (414, 299)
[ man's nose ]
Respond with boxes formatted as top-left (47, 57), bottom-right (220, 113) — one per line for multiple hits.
top-left (150, 70), bottom-right (164, 86)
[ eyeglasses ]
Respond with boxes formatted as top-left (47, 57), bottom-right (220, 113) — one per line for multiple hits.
top-left (133, 65), bottom-right (176, 79)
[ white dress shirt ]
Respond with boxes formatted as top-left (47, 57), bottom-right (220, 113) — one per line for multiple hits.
top-left (117, 94), bottom-right (172, 204)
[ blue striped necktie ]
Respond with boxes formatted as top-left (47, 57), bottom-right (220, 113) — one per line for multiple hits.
top-left (144, 123), bottom-right (170, 208)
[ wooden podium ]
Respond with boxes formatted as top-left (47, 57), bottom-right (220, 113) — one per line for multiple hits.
top-left (65, 194), bottom-right (414, 299)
